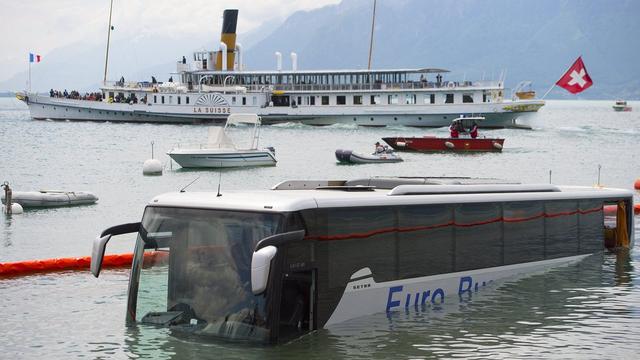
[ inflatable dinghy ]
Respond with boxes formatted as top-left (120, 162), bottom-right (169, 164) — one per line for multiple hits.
top-left (335, 149), bottom-right (403, 164)
top-left (1, 190), bottom-right (98, 208)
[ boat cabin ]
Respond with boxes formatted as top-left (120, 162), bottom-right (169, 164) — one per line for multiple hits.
top-left (90, 177), bottom-right (634, 344)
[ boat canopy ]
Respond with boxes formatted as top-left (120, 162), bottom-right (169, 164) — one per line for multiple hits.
top-left (207, 127), bottom-right (235, 149)
top-left (226, 113), bottom-right (261, 126)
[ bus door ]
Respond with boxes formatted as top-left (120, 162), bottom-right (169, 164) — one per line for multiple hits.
top-left (278, 269), bottom-right (315, 341)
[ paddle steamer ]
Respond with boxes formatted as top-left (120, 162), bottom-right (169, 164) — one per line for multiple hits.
top-left (18, 10), bottom-right (544, 128)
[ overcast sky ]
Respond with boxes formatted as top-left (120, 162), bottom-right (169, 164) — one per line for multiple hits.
top-left (0, 0), bottom-right (341, 82)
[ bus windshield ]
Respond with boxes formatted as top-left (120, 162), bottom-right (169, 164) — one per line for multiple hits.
top-left (130, 206), bottom-right (282, 343)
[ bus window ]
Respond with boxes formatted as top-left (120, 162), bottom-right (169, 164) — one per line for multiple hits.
top-left (454, 202), bottom-right (502, 271)
top-left (545, 201), bottom-right (579, 258)
top-left (397, 204), bottom-right (454, 278)
top-left (579, 199), bottom-right (604, 253)
top-left (503, 201), bottom-right (545, 265)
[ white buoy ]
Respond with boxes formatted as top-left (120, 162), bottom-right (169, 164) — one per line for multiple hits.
top-left (2, 203), bottom-right (23, 215)
top-left (143, 141), bottom-right (163, 175)
top-left (445, 141), bottom-right (455, 149)
top-left (492, 141), bottom-right (503, 150)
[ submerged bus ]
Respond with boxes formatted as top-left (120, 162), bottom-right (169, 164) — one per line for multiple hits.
top-left (91, 177), bottom-right (634, 344)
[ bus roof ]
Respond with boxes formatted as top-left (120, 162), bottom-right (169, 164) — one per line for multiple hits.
top-left (148, 178), bottom-right (633, 213)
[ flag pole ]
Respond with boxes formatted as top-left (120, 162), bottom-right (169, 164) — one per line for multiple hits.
top-left (541, 83), bottom-right (555, 99)
top-left (28, 59), bottom-right (32, 93)
top-left (103, 0), bottom-right (114, 85)
top-left (367, 0), bottom-right (377, 70)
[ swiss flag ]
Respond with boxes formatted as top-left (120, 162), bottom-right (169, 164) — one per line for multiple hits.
top-left (555, 56), bottom-right (593, 94)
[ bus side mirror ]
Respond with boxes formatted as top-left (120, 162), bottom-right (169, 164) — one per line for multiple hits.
top-left (251, 245), bottom-right (277, 295)
top-left (251, 230), bottom-right (305, 295)
top-left (90, 222), bottom-right (141, 278)
top-left (90, 234), bottom-right (112, 278)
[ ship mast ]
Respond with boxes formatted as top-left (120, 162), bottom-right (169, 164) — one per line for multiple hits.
top-left (103, 0), bottom-right (114, 85)
top-left (367, 0), bottom-right (377, 70)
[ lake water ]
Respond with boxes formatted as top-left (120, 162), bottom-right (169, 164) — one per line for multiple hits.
top-left (1, 98), bottom-right (639, 358)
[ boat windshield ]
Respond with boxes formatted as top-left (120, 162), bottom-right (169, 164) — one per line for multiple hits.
top-left (130, 206), bottom-right (282, 343)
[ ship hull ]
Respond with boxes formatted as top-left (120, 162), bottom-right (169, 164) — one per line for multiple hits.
top-left (22, 94), bottom-right (543, 129)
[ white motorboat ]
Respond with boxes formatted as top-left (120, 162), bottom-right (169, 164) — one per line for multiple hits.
top-left (1, 190), bottom-right (98, 208)
top-left (167, 113), bottom-right (277, 168)
top-left (335, 148), bottom-right (403, 164)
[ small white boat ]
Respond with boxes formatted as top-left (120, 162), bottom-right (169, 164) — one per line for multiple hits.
top-left (335, 149), bottom-right (404, 164)
top-left (167, 114), bottom-right (277, 168)
top-left (613, 100), bottom-right (632, 112)
top-left (1, 190), bottom-right (98, 208)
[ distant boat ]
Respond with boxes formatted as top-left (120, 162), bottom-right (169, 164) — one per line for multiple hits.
top-left (383, 116), bottom-right (504, 152)
top-left (613, 100), bottom-right (632, 112)
top-left (167, 113), bottom-right (277, 168)
top-left (335, 149), bottom-right (403, 164)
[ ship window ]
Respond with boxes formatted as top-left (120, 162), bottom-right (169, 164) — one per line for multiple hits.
top-left (353, 95), bottom-right (362, 105)
top-left (242, 97), bottom-right (246, 105)
top-left (463, 94), bottom-right (474, 103)
top-left (321, 96), bottom-right (329, 105)
top-left (297, 96), bottom-right (302, 106)
top-left (252, 96), bottom-right (257, 106)
top-left (177, 96), bottom-right (181, 105)
top-left (370, 95), bottom-right (380, 105)
top-left (186, 97), bottom-right (190, 105)
top-left (161, 96), bottom-right (165, 104)
top-left (483, 93), bottom-right (487, 102)
top-left (405, 94), bottom-right (416, 104)
top-left (430, 94), bottom-right (435, 104)
top-left (388, 94), bottom-right (399, 104)
top-left (309, 96), bottom-right (315, 105)
top-left (154, 95), bottom-right (157, 103)
top-left (169, 96), bottom-right (173, 104)
top-left (336, 96), bottom-right (346, 105)
top-left (445, 94), bottom-right (454, 104)
top-left (232, 97), bottom-right (236, 105)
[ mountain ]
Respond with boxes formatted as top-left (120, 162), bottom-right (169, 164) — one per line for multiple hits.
top-left (244, 0), bottom-right (640, 99)
top-left (2, 0), bottom-right (638, 99)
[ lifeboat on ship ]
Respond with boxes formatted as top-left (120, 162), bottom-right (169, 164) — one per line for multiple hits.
top-left (383, 116), bottom-right (505, 153)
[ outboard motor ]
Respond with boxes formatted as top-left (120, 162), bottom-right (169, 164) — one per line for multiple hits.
top-left (335, 149), bottom-right (353, 163)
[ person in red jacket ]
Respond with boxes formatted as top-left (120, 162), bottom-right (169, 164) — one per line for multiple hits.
top-left (449, 121), bottom-right (460, 138)
top-left (470, 121), bottom-right (479, 138)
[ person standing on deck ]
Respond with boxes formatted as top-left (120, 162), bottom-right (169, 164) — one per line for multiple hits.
top-left (449, 121), bottom-right (460, 138)
top-left (470, 121), bottom-right (479, 139)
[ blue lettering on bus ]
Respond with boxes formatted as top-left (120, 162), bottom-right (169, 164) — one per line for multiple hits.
top-left (386, 286), bottom-right (445, 312)
top-left (386, 286), bottom-right (403, 312)
top-left (458, 276), bottom-right (473, 294)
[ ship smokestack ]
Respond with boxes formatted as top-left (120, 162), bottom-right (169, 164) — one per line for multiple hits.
top-left (290, 52), bottom-right (298, 71)
top-left (216, 9), bottom-right (238, 71)
top-left (275, 51), bottom-right (282, 71)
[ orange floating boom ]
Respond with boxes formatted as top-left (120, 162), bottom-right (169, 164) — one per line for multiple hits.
top-left (0, 252), bottom-right (167, 278)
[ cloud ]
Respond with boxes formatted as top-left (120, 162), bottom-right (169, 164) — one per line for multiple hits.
top-left (0, 0), bottom-right (340, 81)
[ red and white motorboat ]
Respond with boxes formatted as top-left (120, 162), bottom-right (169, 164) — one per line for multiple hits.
top-left (383, 116), bottom-right (504, 152)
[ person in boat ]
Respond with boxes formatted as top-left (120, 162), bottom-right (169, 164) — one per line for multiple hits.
top-left (449, 120), bottom-right (460, 138)
top-left (375, 142), bottom-right (385, 153)
top-left (182, 56), bottom-right (187, 64)
top-left (168, 76), bottom-right (173, 83)
top-left (470, 121), bottom-right (479, 139)
top-left (151, 76), bottom-right (157, 84)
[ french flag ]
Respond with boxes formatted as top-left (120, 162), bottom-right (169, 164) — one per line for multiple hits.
top-left (29, 53), bottom-right (42, 63)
